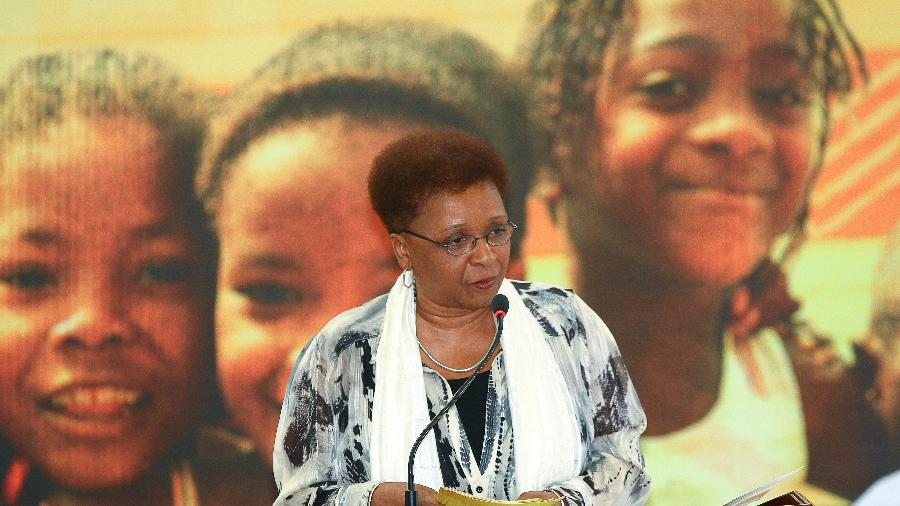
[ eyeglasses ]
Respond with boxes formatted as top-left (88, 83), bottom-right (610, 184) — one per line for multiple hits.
top-left (398, 221), bottom-right (517, 256)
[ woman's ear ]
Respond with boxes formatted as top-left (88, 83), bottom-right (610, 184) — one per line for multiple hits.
top-left (390, 233), bottom-right (411, 270)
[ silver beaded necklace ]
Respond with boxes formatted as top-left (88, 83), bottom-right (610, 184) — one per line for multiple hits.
top-left (417, 339), bottom-right (484, 373)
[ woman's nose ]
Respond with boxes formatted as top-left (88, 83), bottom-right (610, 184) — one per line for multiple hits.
top-left (469, 236), bottom-right (498, 264)
top-left (687, 92), bottom-right (775, 160)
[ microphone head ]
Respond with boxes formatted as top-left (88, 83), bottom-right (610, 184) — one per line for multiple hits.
top-left (492, 294), bottom-right (509, 318)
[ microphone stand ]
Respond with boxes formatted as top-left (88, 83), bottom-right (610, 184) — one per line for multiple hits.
top-left (405, 304), bottom-right (507, 506)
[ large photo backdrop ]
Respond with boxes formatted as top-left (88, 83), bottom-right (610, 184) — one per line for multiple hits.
top-left (1, 1), bottom-right (898, 505)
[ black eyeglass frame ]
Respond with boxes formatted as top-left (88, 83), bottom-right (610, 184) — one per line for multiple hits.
top-left (396, 221), bottom-right (517, 256)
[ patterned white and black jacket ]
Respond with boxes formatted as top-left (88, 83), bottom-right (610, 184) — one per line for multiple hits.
top-left (273, 281), bottom-right (650, 505)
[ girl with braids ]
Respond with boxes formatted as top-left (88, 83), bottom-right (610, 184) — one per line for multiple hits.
top-left (0, 49), bottom-right (266, 505)
top-left (526, 0), bottom-right (886, 502)
top-left (196, 20), bottom-right (535, 475)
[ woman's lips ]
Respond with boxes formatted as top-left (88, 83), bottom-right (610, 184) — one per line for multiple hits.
top-left (471, 277), bottom-right (497, 290)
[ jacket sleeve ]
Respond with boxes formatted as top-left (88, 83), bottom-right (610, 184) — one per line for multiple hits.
top-left (545, 294), bottom-right (651, 506)
top-left (272, 333), bottom-right (381, 506)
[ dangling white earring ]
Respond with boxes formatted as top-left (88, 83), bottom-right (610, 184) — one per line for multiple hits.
top-left (403, 268), bottom-right (414, 288)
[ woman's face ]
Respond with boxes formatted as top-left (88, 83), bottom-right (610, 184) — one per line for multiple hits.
top-left (571, 0), bottom-right (819, 286)
top-left (0, 116), bottom-right (211, 489)
top-left (215, 116), bottom-right (410, 464)
top-left (400, 180), bottom-right (511, 313)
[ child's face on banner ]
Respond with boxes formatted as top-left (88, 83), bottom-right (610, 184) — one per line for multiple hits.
top-left (578, 0), bottom-right (819, 285)
top-left (0, 115), bottom-right (210, 489)
top-left (215, 115), bottom-right (409, 463)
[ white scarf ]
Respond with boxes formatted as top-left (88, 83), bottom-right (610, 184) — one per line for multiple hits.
top-left (369, 274), bottom-right (583, 496)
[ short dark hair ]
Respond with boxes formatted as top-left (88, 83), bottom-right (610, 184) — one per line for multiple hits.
top-left (197, 21), bottom-right (534, 257)
top-left (368, 127), bottom-right (510, 233)
top-left (0, 48), bottom-right (210, 183)
top-left (0, 48), bottom-right (214, 253)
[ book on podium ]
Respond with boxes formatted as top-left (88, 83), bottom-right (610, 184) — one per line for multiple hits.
top-left (436, 487), bottom-right (561, 506)
top-left (723, 467), bottom-right (812, 506)
top-left (433, 467), bottom-right (811, 505)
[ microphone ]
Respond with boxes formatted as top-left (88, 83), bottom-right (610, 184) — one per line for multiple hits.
top-left (492, 293), bottom-right (509, 319)
top-left (405, 294), bottom-right (509, 506)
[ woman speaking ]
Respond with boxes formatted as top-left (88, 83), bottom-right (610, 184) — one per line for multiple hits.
top-left (271, 129), bottom-right (649, 505)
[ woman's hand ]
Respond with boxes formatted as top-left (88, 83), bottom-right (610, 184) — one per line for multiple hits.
top-left (517, 490), bottom-right (564, 504)
top-left (371, 482), bottom-right (439, 506)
